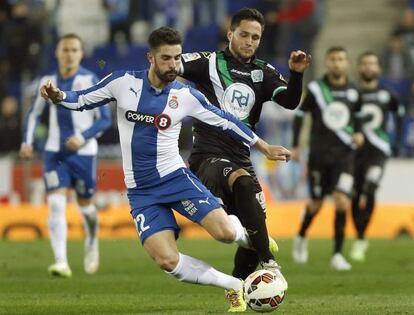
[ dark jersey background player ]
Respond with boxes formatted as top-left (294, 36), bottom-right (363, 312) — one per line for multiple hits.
top-left (350, 51), bottom-right (405, 262)
top-left (179, 7), bottom-right (311, 280)
top-left (291, 46), bottom-right (364, 271)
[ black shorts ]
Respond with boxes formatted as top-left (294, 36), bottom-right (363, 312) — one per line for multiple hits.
top-left (308, 152), bottom-right (355, 199)
top-left (354, 145), bottom-right (387, 192)
top-left (189, 157), bottom-right (266, 216)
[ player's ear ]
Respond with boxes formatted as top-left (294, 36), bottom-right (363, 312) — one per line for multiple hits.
top-left (227, 30), bottom-right (233, 42)
top-left (147, 51), bottom-right (154, 65)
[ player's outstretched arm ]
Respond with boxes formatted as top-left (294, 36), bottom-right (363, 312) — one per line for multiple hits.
top-left (40, 72), bottom-right (122, 111)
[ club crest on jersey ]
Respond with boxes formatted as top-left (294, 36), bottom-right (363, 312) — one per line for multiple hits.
top-left (182, 52), bottom-right (201, 62)
top-left (222, 83), bottom-right (255, 120)
top-left (251, 69), bottom-right (263, 83)
top-left (125, 110), bottom-right (171, 130)
top-left (168, 95), bottom-right (179, 109)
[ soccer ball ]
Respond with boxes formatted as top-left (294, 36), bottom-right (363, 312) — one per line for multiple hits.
top-left (243, 269), bottom-right (286, 312)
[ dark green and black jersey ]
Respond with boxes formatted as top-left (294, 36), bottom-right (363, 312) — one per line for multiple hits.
top-left (359, 86), bottom-right (404, 156)
top-left (180, 48), bottom-right (302, 165)
top-left (293, 76), bottom-right (362, 160)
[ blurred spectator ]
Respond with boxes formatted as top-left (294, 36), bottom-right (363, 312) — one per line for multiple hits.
top-left (55, 0), bottom-right (109, 55)
top-left (0, 96), bottom-right (21, 203)
top-left (0, 0), bottom-right (43, 83)
top-left (381, 29), bottom-right (413, 105)
top-left (103, 0), bottom-right (131, 43)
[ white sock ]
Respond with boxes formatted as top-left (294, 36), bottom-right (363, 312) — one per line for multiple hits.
top-left (79, 204), bottom-right (98, 248)
top-left (166, 253), bottom-right (242, 290)
top-left (228, 214), bottom-right (251, 249)
top-left (47, 194), bottom-right (67, 265)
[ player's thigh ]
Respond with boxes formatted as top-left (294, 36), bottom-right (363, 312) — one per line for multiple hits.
top-left (130, 203), bottom-right (181, 245)
top-left (194, 157), bottom-right (245, 213)
top-left (307, 158), bottom-right (330, 199)
top-left (333, 153), bottom-right (354, 197)
top-left (43, 152), bottom-right (71, 192)
top-left (67, 155), bottom-right (97, 199)
top-left (170, 169), bottom-right (223, 224)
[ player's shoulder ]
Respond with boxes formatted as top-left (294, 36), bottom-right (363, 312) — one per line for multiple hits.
top-left (182, 51), bottom-right (213, 63)
top-left (253, 58), bottom-right (287, 83)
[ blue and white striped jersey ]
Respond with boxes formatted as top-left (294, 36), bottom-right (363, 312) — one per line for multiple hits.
top-left (59, 70), bottom-right (259, 189)
top-left (23, 67), bottom-right (111, 155)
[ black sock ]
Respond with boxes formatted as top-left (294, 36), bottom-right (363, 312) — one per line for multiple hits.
top-left (233, 176), bottom-right (273, 263)
top-left (232, 247), bottom-right (259, 279)
top-left (352, 193), bottom-right (365, 239)
top-left (334, 210), bottom-right (346, 253)
top-left (299, 206), bottom-right (316, 237)
top-left (361, 193), bottom-right (375, 236)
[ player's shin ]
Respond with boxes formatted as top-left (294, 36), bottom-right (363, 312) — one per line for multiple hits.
top-left (166, 253), bottom-right (243, 290)
top-left (48, 194), bottom-right (68, 264)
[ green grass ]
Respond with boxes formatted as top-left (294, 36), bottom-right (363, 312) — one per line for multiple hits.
top-left (0, 238), bottom-right (413, 314)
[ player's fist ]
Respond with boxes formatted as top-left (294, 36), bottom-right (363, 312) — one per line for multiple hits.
top-left (288, 50), bottom-right (312, 73)
top-left (40, 80), bottom-right (64, 103)
top-left (65, 135), bottom-right (86, 151)
top-left (352, 132), bottom-right (365, 148)
top-left (19, 143), bottom-right (33, 159)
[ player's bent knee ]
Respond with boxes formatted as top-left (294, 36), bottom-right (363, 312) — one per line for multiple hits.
top-left (77, 197), bottom-right (93, 207)
top-left (308, 200), bottom-right (323, 213)
top-left (154, 252), bottom-right (180, 272)
top-left (333, 192), bottom-right (350, 210)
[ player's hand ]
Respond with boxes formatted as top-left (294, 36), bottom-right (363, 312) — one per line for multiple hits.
top-left (65, 135), bottom-right (86, 151)
top-left (40, 80), bottom-right (64, 103)
top-left (255, 139), bottom-right (291, 161)
top-left (288, 50), bottom-right (312, 73)
top-left (19, 143), bottom-right (33, 159)
top-left (352, 132), bottom-right (364, 148)
top-left (290, 147), bottom-right (301, 161)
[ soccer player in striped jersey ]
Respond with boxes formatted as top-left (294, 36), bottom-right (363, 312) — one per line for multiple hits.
top-left (40, 27), bottom-right (291, 312)
top-left (350, 51), bottom-right (405, 261)
top-left (20, 34), bottom-right (112, 277)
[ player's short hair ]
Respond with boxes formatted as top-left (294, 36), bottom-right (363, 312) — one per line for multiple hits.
top-left (148, 27), bottom-right (182, 51)
top-left (325, 46), bottom-right (347, 56)
top-left (358, 50), bottom-right (379, 64)
top-left (230, 8), bottom-right (265, 32)
top-left (57, 33), bottom-right (84, 49)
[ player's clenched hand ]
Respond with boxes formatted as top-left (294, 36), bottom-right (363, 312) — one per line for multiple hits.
top-left (19, 143), bottom-right (33, 159)
top-left (352, 132), bottom-right (364, 148)
top-left (65, 135), bottom-right (86, 151)
top-left (255, 139), bottom-right (291, 161)
top-left (288, 50), bottom-right (312, 73)
top-left (40, 80), bottom-right (64, 103)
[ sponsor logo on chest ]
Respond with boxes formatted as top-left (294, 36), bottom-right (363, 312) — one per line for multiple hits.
top-left (125, 110), bottom-right (171, 130)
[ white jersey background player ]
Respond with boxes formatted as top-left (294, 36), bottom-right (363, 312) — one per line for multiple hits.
top-left (20, 34), bottom-right (112, 277)
top-left (40, 27), bottom-right (290, 311)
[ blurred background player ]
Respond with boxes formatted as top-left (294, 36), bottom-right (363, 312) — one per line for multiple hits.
top-left (19, 34), bottom-right (112, 277)
top-left (179, 7), bottom-right (311, 286)
top-left (39, 26), bottom-right (291, 312)
top-left (291, 46), bottom-right (364, 271)
top-left (350, 51), bottom-right (405, 262)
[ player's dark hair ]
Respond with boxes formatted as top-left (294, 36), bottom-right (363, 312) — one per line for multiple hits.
top-left (57, 33), bottom-right (84, 49)
top-left (326, 46), bottom-right (347, 56)
top-left (358, 50), bottom-right (379, 64)
top-left (148, 27), bottom-right (182, 51)
top-left (230, 8), bottom-right (265, 32)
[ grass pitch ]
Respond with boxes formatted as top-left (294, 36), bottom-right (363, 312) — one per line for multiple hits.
top-left (0, 238), bottom-right (413, 314)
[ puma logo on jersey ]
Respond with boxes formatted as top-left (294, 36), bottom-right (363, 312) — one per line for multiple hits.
top-left (223, 167), bottom-right (232, 177)
top-left (130, 87), bottom-right (139, 97)
top-left (198, 197), bottom-right (210, 205)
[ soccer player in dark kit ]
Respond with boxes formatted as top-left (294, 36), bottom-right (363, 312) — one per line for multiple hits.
top-left (291, 46), bottom-right (364, 271)
top-left (349, 51), bottom-right (405, 262)
top-left (179, 7), bottom-right (311, 294)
